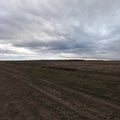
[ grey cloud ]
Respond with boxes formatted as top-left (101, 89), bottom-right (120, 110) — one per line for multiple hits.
top-left (0, 0), bottom-right (120, 60)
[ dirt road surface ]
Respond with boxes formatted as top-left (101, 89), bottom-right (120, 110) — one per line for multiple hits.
top-left (0, 60), bottom-right (120, 120)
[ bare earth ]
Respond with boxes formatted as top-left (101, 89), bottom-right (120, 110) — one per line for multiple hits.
top-left (0, 60), bottom-right (120, 120)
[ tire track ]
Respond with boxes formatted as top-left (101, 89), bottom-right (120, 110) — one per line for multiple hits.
top-left (0, 65), bottom-right (89, 119)
top-left (37, 78), bottom-right (120, 110)
top-left (15, 76), bottom-right (90, 120)
top-left (1, 63), bottom-right (120, 120)
top-left (2, 65), bottom-right (120, 111)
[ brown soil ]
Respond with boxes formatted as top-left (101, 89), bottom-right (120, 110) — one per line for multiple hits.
top-left (0, 60), bottom-right (120, 120)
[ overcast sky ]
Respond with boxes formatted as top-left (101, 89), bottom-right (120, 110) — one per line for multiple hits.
top-left (0, 0), bottom-right (120, 60)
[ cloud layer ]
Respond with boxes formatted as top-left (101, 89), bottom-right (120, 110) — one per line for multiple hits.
top-left (0, 0), bottom-right (120, 60)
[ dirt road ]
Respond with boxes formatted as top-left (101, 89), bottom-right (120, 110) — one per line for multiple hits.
top-left (0, 61), bottom-right (120, 120)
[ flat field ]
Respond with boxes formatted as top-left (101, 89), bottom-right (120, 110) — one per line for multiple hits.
top-left (0, 60), bottom-right (120, 120)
